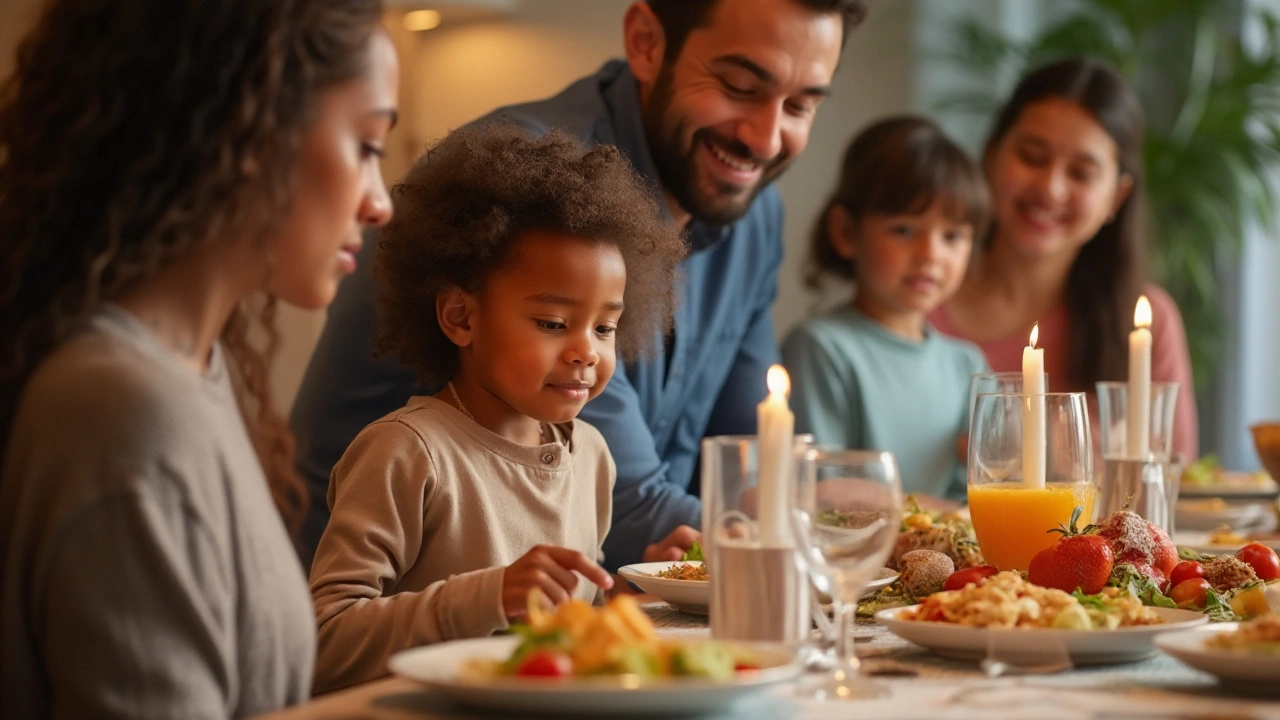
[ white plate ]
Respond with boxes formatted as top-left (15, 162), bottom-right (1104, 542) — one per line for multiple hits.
top-left (1174, 502), bottom-right (1268, 531)
top-left (617, 562), bottom-right (710, 614)
top-left (388, 635), bottom-right (800, 715)
top-left (1156, 626), bottom-right (1280, 692)
top-left (1175, 532), bottom-right (1280, 557)
top-left (617, 562), bottom-right (898, 615)
top-left (1180, 473), bottom-right (1279, 500)
top-left (875, 605), bottom-right (1207, 665)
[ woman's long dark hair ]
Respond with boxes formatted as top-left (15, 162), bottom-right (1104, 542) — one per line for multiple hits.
top-left (985, 57), bottom-right (1146, 389)
top-left (0, 0), bottom-right (384, 532)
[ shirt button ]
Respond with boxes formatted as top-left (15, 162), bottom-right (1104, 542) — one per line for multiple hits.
top-left (541, 452), bottom-right (555, 464)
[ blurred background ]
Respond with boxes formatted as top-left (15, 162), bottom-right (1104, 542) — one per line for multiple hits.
top-left (2, 0), bottom-right (1277, 471)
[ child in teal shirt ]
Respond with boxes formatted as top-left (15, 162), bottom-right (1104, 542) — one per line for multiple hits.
top-left (783, 117), bottom-right (990, 506)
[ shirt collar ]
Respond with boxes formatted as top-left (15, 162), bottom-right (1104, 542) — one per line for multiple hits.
top-left (600, 61), bottom-right (732, 252)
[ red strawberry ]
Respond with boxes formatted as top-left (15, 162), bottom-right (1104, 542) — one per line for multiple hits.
top-left (1147, 523), bottom-right (1178, 577)
top-left (1028, 507), bottom-right (1115, 594)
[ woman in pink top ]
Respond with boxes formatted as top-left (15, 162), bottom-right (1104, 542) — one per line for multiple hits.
top-left (930, 58), bottom-right (1198, 460)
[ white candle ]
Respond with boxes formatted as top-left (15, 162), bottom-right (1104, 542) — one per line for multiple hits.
top-left (1128, 296), bottom-right (1153, 460)
top-left (1022, 324), bottom-right (1046, 488)
top-left (756, 365), bottom-right (794, 546)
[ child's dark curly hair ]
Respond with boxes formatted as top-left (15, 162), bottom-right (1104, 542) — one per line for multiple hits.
top-left (375, 123), bottom-right (688, 386)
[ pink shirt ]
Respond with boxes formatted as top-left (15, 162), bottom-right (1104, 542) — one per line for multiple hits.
top-left (930, 284), bottom-right (1199, 461)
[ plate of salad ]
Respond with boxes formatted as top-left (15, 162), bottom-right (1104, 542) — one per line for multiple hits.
top-left (1180, 455), bottom-right (1278, 499)
top-left (388, 594), bottom-right (800, 714)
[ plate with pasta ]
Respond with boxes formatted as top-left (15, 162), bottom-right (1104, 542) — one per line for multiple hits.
top-left (875, 571), bottom-right (1207, 664)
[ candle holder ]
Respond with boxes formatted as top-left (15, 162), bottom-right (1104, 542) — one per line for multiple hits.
top-left (1095, 381), bottom-right (1179, 460)
top-left (1096, 381), bottom-right (1180, 531)
top-left (701, 435), bottom-right (812, 645)
top-left (1098, 457), bottom-right (1170, 533)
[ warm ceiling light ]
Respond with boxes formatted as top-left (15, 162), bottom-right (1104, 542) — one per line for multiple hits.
top-left (403, 9), bottom-right (442, 31)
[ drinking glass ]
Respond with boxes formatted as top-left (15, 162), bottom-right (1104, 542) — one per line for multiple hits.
top-left (1095, 381), bottom-right (1181, 532)
top-left (968, 371), bottom-right (1049, 423)
top-left (790, 448), bottom-right (902, 700)
top-left (968, 392), bottom-right (1094, 571)
top-left (1095, 381), bottom-right (1179, 460)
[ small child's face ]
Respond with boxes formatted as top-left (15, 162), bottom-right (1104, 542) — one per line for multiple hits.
top-left (851, 200), bottom-right (974, 327)
top-left (465, 231), bottom-right (626, 424)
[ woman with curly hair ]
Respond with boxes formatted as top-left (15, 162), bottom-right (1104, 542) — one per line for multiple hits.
top-left (308, 123), bottom-right (687, 692)
top-left (0, 1), bottom-right (396, 717)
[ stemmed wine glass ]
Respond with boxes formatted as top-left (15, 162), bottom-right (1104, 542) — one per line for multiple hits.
top-left (789, 447), bottom-right (902, 700)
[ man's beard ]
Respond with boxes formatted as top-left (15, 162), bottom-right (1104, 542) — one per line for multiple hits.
top-left (641, 65), bottom-right (791, 227)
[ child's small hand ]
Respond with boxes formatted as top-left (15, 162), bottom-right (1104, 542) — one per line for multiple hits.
top-left (501, 545), bottom-right (613, 619)
top-left (642, 525), bottom-right (701, 563)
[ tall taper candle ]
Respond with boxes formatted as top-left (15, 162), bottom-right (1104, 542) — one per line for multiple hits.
top-left (1022, 324), bottom-right (1046, 488)
top-left (1128, 296), bottom-right (1153, 460)
top-left (756, 365), bottom-right (794, 546)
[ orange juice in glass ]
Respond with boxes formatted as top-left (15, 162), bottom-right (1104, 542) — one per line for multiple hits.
top-left (967, 482), bottom-right (1095, 571)
top-left (967, 392), bottom-right (1094, 572)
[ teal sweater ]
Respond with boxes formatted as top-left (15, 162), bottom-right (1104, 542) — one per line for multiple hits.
top-left (782, 306), bottom-right (988, 501)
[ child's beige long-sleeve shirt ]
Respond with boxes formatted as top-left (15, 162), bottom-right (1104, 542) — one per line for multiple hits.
top-left (309, 396), bottom-right (614, 693)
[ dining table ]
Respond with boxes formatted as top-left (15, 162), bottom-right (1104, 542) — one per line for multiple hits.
top-left (254, 597), bottom-right (1280, 720)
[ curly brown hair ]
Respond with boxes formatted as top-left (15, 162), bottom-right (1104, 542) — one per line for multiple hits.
top-left (0, 0), bottom-right (385, 533)
top-left (375, 124), bottom-right (688, 387)
top-left (807, 116), bottom-right (990, 290)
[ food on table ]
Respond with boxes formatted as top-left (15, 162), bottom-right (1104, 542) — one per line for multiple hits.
top-left (682, 540), bottom-right (704, 562)
top-left (1027, 507), bottom-right (1114, 594)
top-left (1182, 454), bottom-right (1275, 489)
top-left (1208, 525), bottom-right (1249, 545)
top-left (889, 497), bottom-right (984, 571)
top-left (1096, 510), bottom-right (1178, 579)
top-left (1227, 583), bottom-right (1273, 617)
top-left (898, 549), bottom-right (954, 598)
top-left (1169, 578), bottom-right (1211, 610)
top-left (1206, 613), bottom-right (1280, 653)
top-left (943, 565), bottom-right (999, 592)
top-left (654, 541), bottom-right (710, 581)
top-left (472, 594), bottom-right (754, 679)
top-left (1203, 555), bottom-right (1258, 592)
top-left (967, 482), bottom-right (1095, 571)
top-left (1169, 560), bottom-right (1205, 587)
top-left (902, 571), bottom-right (1162, 629)
top-left (1236, 542), bottom-right (1280, 581)
top-left (656, 562), bottom-right (708, 581)
top-left (1179, 497), bottom-right (1229, 512)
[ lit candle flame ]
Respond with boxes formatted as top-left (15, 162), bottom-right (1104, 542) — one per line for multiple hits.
top-left (1028, 323), bottom-right (1039, 349)
top-left (766, 364), bottom-right (790, 398)
top-left (1134, 295), bottom-right (1152, 328)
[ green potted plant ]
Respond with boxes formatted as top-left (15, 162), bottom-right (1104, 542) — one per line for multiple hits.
top-left (934, 0), bottom-right (1280, 394)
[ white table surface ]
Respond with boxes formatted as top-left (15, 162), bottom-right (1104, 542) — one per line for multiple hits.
top-left (254, 600), bottom-right (1280, 720)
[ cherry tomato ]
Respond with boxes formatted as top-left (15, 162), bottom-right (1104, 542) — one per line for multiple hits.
top-left (734, 661), bottom-right (761, 673)
top-left (515, 649), bottom-right (573, 677)
top-left (943, 565), bottom-right (999, 592)
top-left (1168, 578), bottom-right (1210, 610)
top-left (1236, 543), bottom-right (1280, 581)
top-left (1169, 560), bottom-right (1205, 587)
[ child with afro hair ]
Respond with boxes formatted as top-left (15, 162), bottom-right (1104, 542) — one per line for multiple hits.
top-left (309, 123), bottom-right (687, 692)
